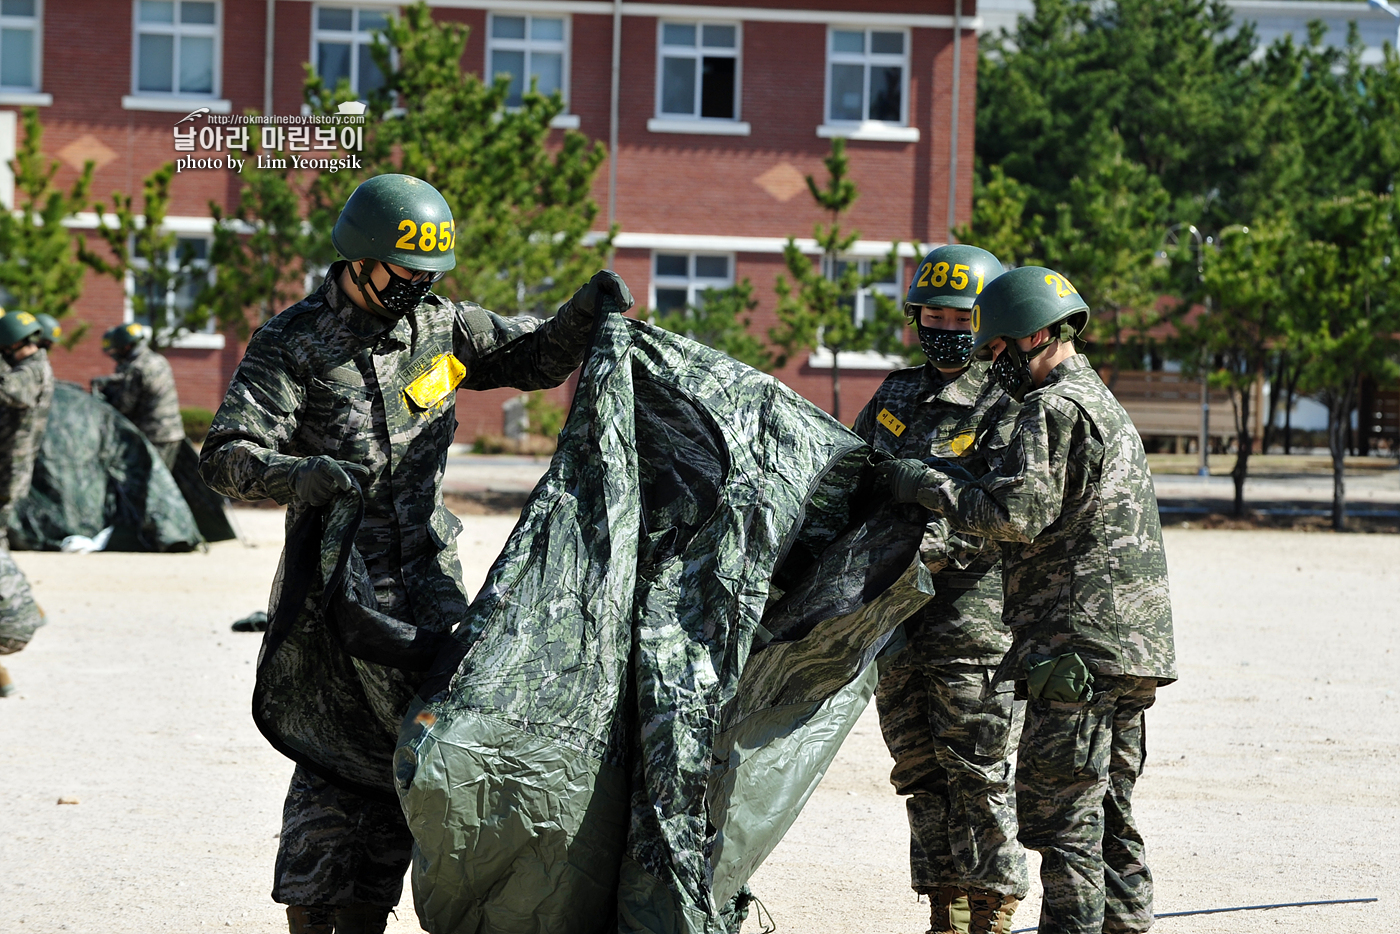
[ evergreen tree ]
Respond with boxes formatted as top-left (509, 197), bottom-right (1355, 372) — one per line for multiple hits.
top-left (1290, 193), bottom-right (1400, 530)
top-left (769, 138), bottom-right (904, 422)
top-left (79, 163), bottom-right (202, 349)
top-left (649, 279), bottom-right (774, 372)
top-left (0, 108), bottom-right (94, 341)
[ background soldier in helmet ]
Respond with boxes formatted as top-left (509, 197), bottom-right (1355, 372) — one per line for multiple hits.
top-left (0, 310), bottom-right (55, 697)
top-left (199, 173), bottom-right (632, 934)
top-left (853, 246), bottom-right (1027, 934)
top-left (33, 313), bottom-right (62, 351)
top-left (879, 267), bottom-right (1176, 934)
top-left (92, 322), bottom-right (186, 468)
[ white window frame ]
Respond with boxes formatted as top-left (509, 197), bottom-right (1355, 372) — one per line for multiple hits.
top-left (648, 19), bottom-right (749, 136)
top-left (649, 251), bottom-right (735, 314)
top-left (819, 26), bottom-right (918, 143)
top-left (130, 0), bottom-right (221, 100)
top-left (0, 0), bottom-right (43, 98)
top-left (125, 233), bottom-right (223, 349)
top-left (486, 10), bottom-right (573, 125)
top-left (827, 255), bottom-right (902, 327)
top-left (310, 4), bottom-right (395, 99)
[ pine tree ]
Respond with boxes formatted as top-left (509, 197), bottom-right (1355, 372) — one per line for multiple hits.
top-left (769, 138), bottom-right (904, 422)
top-left (649, 279), bottom-right (773, 371)
top-left (0, 108), bottom-right (94, 342)
top-left (79, 163), bottom-right (201, 349)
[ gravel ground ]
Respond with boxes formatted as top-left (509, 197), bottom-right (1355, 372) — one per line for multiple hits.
top-left (1, 516), bottom-right (1395, 934)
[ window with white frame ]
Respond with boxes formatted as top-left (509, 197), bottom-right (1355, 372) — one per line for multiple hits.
top-left (831, 257), bottom-right (901, 326)
top-left (129, 236), bottom-right (215, 334)
top-left (657, 21), bottom-right (739, 121)
top-left (314, 6), bottom-right (390, 97)
top-left (134, 0), bottom-right (219, 96)
top-left (488, 13), bottom-right (567, 108)
top-left (826, 28), bottom-right (908, 125)
top-left (652, 252), bottom-right (733, 314)
top-left (0, 0), bottom-right (40, 91)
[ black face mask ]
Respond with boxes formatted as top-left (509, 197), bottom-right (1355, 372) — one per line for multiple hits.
top-left (990, 341), bottom-right (1053, 402)
top-left (352, 261), bottom-right (443, 318)
top-left (917, 325), bottom-right (974, 369)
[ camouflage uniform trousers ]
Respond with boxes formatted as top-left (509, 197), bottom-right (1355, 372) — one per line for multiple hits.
top-left (273, 579), bottom-right (415, 908)
top-left (1016, 675), bottom-right (1158, 934)
top-left (876, 656), bottom-right (1027, 898)
top-left (272, 764), bottom-right (414, 908)
top-left (0, 512), bottom-right (43, 656)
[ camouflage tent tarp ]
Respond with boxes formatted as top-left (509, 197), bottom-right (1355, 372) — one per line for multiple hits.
top-left (252, 309), bottom-right (937, 934)
top-left (7, 380), bottom-right (203, 552)
top-left (395, 312), bottom-right (936, 934)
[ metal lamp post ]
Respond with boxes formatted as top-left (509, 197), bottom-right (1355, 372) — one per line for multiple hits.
top-left (1162, 224), bottom-right (1211, 476)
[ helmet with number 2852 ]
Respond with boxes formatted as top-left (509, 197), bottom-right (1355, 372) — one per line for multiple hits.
top-left (331, 174), bottom-right (458, 274)
top-left (968, 266), bottom-right (1090, 360)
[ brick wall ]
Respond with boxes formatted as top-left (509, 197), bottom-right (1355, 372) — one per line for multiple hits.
top-left (11, 0), bottom-right (976, 436)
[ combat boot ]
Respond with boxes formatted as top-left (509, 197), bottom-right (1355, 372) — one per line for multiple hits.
top-left (333, 902), bottom-right (392, 934)
top-left (286, 905), bottom-right (334, 934)
top-left (928, 886), bottom-right (970, 934)
top-left (967, 890), bottom-right (1019, 934)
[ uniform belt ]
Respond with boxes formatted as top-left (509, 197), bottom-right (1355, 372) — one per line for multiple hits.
top-left (934, 571), bottom-right (991, 590)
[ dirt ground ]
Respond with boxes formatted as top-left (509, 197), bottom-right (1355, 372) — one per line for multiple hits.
top-left (1, 513), bottom-right (1395, 934)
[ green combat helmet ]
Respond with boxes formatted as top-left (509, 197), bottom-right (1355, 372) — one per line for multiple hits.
top-left (0, 309), bottom-right (41, 348)
top-left (33, 313), bottom-right (61, 348)
top-left (332, 173), bottom-right (457, 317)
top-left (905, 244), bottom-right (1004, 368)
top-left (969, 265), bottom-right (1089, 402)
top-left (102, 322), bottom-right (148, 356)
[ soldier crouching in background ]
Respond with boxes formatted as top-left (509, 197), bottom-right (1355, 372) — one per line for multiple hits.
top-left (92, 321), bottom-right (186, 468)
top-left (199, 173), bottom-right (631, 934)
top-left (0, 310), bottom-right (55, 696)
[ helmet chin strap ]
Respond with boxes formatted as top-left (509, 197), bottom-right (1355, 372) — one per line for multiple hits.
top-left (349, 259), bottom-right (395, 319)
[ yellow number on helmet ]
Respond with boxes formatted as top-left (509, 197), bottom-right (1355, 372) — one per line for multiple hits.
top-left (930, 262), bottom-right (950, 288)
top-left (419, 222), bottom-right (438, 252)
top-left (950, 263), bottom-right (969, 291)
top-left (439, 220), bottom-right (454, 251)
top-left (395, 219), bottom-right (418, 250)
top-left (916, 262), bottom-right (933, 287)
top-left (970, 304), bottom-right (981, 333)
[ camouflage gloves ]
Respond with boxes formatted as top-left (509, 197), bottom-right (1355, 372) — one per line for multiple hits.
top-left (877, 457), bottom-right (932, 504)
top-left (571, 270), bottom-right (634, 317)
top-left (290, 456), bottom-right (372, 506)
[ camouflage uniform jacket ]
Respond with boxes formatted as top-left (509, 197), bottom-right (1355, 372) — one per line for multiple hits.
top-left (199, 263), bottom-right (596, 634)
top-left (853, 360), bottom-right (1018, 665)
top-left (914, 355), bottom-right (1176, 682)
top-left (97, 345), bottom-right (185, 444)
top-left (0, 349), bottom-right (55, 512)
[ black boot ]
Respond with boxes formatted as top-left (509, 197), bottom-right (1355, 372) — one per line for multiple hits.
top-left (333, 903), bottom-right (392, 934)
top-left (286, 906), bottom-right (334, 934)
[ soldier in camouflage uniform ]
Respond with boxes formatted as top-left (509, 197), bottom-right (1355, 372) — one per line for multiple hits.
top-left (33, 313), bottom-right (62, 351)
top-left (199, 174), bottom-right (630, 934)
top-left (879, 267), bottom-right (1176, 934)
top-left (92, 322), bottom-right (186, 469)
top-left (0, 311), bottom-right (55, 696)
top-left (853, 246), bottom-right (1027, 934)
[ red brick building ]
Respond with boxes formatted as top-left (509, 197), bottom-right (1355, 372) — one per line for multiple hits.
top-left (7, 0), bottom-right (980, 436)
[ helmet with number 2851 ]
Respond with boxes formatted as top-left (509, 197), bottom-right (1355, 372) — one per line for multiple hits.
top-left (331, 174), bottom-right (458, 274)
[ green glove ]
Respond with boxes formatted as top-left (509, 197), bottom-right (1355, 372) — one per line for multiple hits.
top-left (290, 456), bottom-right (372, 506)
top-left (875, 457), bottom-right (930, 504)
top-left (572, 269), bottom-right (634, 316)
top-left (1026, 652), bottom-right (1095, 703)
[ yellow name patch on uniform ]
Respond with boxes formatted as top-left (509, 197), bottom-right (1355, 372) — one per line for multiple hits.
top-left (876, 408), bottom-right (906, 437)
top-left (404, 353), bottom-right (466, 410)
top-left (949, 431), bottom-right (976, 456)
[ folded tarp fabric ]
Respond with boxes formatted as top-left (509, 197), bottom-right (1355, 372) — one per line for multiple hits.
top-left (391, 308), bottom-right (935, 934)
top-left (8, 381), bottom-right (202, 552)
